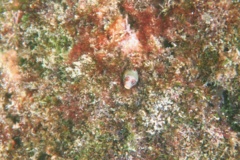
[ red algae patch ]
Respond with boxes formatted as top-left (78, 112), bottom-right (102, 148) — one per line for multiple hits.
top-left (0, 50), bottom-right (21, 82)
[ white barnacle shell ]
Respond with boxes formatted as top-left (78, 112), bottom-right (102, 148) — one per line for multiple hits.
top-left (123, 69), bottom-right (138, 89)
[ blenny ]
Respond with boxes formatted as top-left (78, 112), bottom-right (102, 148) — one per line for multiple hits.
top-left (123, 69), bottom-right (138, 89)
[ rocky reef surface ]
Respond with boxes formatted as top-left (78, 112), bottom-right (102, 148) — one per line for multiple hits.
top-left (0, 0), bottom-right (239, 159)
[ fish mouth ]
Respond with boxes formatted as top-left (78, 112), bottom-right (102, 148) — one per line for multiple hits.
top-left (124, 85), bottom-right (131, 89)
top-left (124, 82), bottom-right (132, 89)
top-left (124, 87), bottom-right (131, 89)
